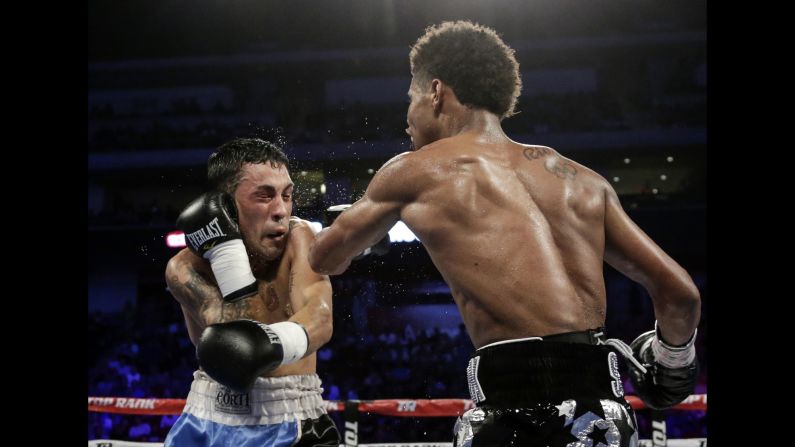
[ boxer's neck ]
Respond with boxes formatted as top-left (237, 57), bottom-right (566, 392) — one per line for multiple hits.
top-left (440, 107), bottom-right (507, 142)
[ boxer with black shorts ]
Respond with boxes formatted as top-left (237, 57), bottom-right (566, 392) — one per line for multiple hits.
top-left (309, 21), bottom-right (700, 447)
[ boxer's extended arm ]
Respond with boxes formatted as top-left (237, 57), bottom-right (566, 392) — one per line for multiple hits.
top-left (310, 152), bottom-right (414, 275)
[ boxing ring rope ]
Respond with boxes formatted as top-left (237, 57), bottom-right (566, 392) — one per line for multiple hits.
top-left (88, 395), bottom-right (707, 416)
top-left (88, 394), bottom-right (707, 446)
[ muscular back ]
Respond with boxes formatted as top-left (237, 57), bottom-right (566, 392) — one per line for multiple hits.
top-left (396, 136), bottom-right (611, 348)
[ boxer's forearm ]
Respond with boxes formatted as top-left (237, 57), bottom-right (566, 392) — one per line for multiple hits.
top-left (309, 227), bottom-right (356, 275)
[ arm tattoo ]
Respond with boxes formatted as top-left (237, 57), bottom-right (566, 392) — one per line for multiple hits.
top-left (286, 220), bottom-right (300, 315)
top-left (289, 267), bottom-right (296, 297)
top-left (285, 267), bottom-right (297, 317)
top-left (523, 147), bottom-right (577, 179)
top-left (169, 270), bottom-right (221, 318)
top-left (221, 297), bottom-right (253, 321)
top-left (170, 269), bottom-right (253, 323)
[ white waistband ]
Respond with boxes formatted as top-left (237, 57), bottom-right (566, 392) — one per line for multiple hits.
top-left (478, 336), bottom-right (543, 350)
top-left (182, 370), bottom-right (327, 426)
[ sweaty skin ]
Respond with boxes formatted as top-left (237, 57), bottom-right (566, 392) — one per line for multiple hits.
top-left (167, 162), bottom-right (333, 377)
top-left (310, 79), bottom-right (700, 349)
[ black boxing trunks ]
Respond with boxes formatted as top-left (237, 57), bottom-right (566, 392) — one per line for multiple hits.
top-left (454, 329), bottom-right (639, 447)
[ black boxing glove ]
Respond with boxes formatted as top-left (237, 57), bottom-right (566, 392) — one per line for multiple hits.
top-left (628, 322), bottom-right (699, 410)
top-left (176, 192), bottom-right (257, 302)
top-left (197, 320), bottom-right (309, 393)
top-left (324, 204), bottom-right (390, 260)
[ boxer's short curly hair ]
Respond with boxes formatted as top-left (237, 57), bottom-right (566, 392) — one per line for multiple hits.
top-left (409, 20), bottom-right (522, 120)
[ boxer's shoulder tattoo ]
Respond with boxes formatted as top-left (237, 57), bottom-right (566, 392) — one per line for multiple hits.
top-left (544, 159), bottom-right (577, 179)
top-left (522, 146), bottom-right (551, 160)
top-left (522, 146), bottom-right (577, 179)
